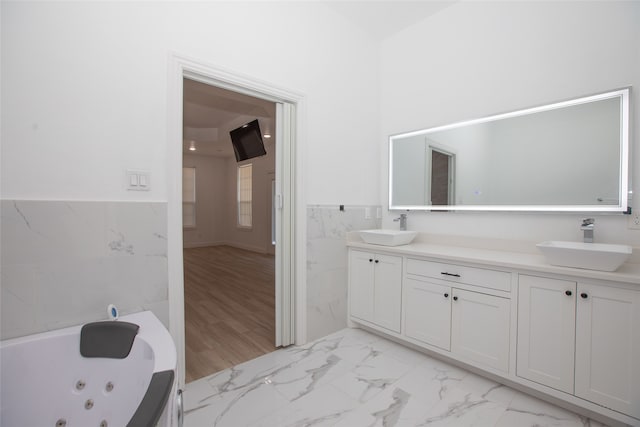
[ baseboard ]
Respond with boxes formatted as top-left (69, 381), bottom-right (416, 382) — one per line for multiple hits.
top-left (183, 240), bottom-right (268, 254)
top-left (182, 241), bottom-right (225, 249)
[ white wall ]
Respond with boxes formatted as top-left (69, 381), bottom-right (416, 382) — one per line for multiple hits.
top-left (182, 154), bottom-right (227, 247)
top-left (1, 2), bottom-right (381, 205)
top-left (4, 1), bottom-right (640, 342)
top-left (1, 1), bottom-right (381, 341)
top-left (224, 139), bottom-right (276, 254)
top-left (183, 144), bottom-right (275, 253)
top-left (380, 1), bottom-right (640, 246)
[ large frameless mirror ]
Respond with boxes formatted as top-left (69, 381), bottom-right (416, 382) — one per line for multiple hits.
top-left (389, 88), bottom-right (630, 212)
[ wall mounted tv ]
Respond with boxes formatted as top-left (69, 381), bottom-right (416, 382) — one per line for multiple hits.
top-left (229, 119), bottom-right (267, 162)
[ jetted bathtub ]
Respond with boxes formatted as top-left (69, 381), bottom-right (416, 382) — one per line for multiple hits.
top-left (1, 311), bottom-right (180, 427)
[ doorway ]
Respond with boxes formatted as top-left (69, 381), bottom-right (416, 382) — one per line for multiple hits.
top-left (427, 143), bottom-right (456, 206)
top-left (182, 80), bottom-right (277, 382)
top-left (167, 55), bottom-right (305, 387)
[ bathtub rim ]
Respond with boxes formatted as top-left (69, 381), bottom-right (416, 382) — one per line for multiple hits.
top-left (0, 310), bottom-right (177, 374)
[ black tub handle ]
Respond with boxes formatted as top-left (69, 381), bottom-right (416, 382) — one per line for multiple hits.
top-left (126, 370), bottom-right (175, 427)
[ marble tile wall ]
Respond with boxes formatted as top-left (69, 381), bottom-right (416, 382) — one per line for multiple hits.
top-left (0, 200), bottom-right (168, 340)
top-left (306, 205), bottom-right (381, 342)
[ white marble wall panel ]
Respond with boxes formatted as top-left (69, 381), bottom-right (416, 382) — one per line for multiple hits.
top-left (0, 200), bottom-right (168, 339)
top-left (306, 205), bottom-right (381, 342)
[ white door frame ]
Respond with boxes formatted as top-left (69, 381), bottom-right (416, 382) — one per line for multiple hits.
top-left (167, 53), bottom-right (307, 387)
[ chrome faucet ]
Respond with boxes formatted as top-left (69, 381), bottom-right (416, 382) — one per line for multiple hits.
top-left (394, 213), bottom-right (408, 231)
top-left (581, 218), bottom-right (595, 243)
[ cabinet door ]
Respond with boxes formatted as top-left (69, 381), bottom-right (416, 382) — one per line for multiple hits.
top-left (404, 278), bottom-right (451, 350)
top-left (575, 284), bottom-right (640, 418)
top-left (349, 250), bottom-right (375, 323)
top-left (451, 289), bottom-right (510, 372)
top-left (373, 254), bottom-right (403, 333)
top-left (517, 275), bottom-right (576, 393)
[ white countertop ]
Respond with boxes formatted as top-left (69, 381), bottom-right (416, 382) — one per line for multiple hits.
top-left (347, 233), bottom-right (640, 285)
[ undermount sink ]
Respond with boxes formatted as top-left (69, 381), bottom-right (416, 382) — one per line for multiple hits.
top-left (536, 241), bottom-right (632, 272)
top-left (359, 229), bottom-right (418, 246)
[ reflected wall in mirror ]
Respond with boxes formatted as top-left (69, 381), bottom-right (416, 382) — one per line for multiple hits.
top-left (389, 88), bottom-right (630, 212)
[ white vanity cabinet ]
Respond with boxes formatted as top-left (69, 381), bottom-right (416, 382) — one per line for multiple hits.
top-left (518, 274), bottom-right (640, 418)
top-left (403, 258), bottom-right (511, 372)
top-left (347, 239), bottom-right (640, 425)
top-left (348, 249), bottom-right (402, 333)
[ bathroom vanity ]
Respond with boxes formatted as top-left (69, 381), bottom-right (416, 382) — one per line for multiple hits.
top-left (347, 234), bottom-right (640, 426)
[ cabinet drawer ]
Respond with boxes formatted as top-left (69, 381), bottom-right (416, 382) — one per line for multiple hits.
top-left (406, 258), bottom-right (511, 292)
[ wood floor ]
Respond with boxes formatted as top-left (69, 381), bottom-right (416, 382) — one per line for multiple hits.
top-left (183, 245), bottom-right (276, 383)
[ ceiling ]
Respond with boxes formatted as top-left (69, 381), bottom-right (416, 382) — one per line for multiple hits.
top-left (182, 2), bottom-right (455, 157)
top-left (325, 1), bottom-right (456, 40)
top-left (183, 78), bottom-right (276, 157)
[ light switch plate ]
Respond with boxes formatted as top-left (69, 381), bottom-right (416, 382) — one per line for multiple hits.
top-left (126, 169), bottom-right (151, 191)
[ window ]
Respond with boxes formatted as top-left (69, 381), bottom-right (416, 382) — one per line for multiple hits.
top-left (182, 167), bottom-right (196, 228)
top-left (237, 164), bottom-right (252, 228)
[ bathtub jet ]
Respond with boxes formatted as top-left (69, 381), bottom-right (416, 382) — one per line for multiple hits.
top-left (1, 311), bottom-right (179, 427)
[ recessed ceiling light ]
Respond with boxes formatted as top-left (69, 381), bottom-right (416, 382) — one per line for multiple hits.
top-left (264, 133), bottom-right (271, 139)
top-left (189, 141), bottom-right (196, 151)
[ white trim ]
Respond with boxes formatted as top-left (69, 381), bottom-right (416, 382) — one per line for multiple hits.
top-left (167, 55), bottom-right (186, 388)
top-left (275, 103), bottom-right (283, 347)
top-left (167, 53), bottom-right (306, 387)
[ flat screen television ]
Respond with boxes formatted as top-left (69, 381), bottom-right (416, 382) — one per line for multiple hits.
top-left (229, 119), bottom-right (267, 162)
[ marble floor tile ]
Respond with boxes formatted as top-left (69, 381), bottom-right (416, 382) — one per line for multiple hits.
top-left (392, 362), bottom-right (466, 409)
top-left (184, 327), bottom-right (611, 427)
top-left (184, 381), bottom-right (289, 427)
top-left (453, 371), bottom-right (518, 407)
top-left (494, 390), bottom-right (606, 427)
top-left (249, 384), bottom-right (359, 427)
top-left (329, 352), bottom-right (413, 403)
top-left (270, 350), bottom-right (356, 401)
top-left (333, 386), bottom-right (413, 427)
top-left (414, 387), bottom-right (508, 426)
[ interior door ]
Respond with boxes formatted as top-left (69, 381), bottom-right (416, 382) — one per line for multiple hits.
top-left (274, 102), bottom-right (295, 347)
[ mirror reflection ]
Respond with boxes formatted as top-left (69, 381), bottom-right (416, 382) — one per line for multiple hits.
top-left (389, 89), bottom-right (629, 212)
